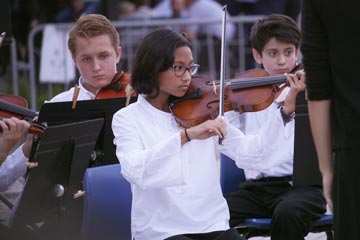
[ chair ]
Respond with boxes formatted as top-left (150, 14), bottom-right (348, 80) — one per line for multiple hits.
top-left (81, 164), bottom-right (132, 240)
top-left (220, 154), bottom-right (334, 240)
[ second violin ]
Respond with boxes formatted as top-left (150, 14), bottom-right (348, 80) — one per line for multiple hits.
top-left (170, 69), bottom-right (292, 128)
top-left (96, 71), bottom-right (137, 106)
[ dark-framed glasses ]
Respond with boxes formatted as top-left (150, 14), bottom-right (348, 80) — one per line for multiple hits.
top-left (171, 64), bottom-right (200, 77)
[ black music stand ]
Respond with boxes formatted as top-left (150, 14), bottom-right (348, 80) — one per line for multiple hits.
top-left (11, 118), bottom-right (104, 240)
top-left (37, 97), bottom-right (137, 166)
top-left (293, 91), bottom-right (322, 187)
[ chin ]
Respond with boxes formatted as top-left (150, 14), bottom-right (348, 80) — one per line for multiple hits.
top-left (175, 92), bottom-right (187, 98)
top-left (97, 80), bottom-right (112, 89)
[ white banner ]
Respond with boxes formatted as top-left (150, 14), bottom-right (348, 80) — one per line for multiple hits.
top-left (39, 24), bottom-right (75, 83)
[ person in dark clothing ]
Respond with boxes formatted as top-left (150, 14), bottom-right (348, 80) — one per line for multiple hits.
top-left (301, 0), bottom-right (360, 239)
top-left (10, 0), bottom-right (39, 60)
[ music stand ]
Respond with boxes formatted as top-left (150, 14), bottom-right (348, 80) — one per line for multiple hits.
top-left (37, 97), bottom-right (137, 166)
top-left (11, 118), bottom-right (104, 239)
top-left (293, 91), bottom-right (322, 187)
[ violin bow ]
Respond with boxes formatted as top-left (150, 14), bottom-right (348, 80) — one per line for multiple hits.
top-left (0, 32), bottom-right (6, 48)
top-left (218, 5), bottom-right (227, 144)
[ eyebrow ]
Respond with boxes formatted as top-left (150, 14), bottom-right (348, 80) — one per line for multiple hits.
top-left (284, 47), bottom-right (295, 51)
top-left (79, 50), bottom-right (110, 58)
top-left (173, 60), bottom-right (194, 66)
top-left (266, 48), bottom-right (279, 52)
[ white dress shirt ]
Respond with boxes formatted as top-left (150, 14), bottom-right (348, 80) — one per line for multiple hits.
top-left (0, 147), bottom-right (28, 192)
top-left (225, 100), bottom-right (294, 180)
top-left (48, 76), bottom-right (96, 103)
top-left (112, 94), bottom-right (290, 240)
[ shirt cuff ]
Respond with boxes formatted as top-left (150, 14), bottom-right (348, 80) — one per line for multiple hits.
top-left (279, 106), bottom-right (295, 124)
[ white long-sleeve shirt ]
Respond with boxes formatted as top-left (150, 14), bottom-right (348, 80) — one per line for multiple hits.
top-left (112, 94), bottom-right (290, 240)
top-left (0, 147), bottom-right (28, 192)
top-left (225, 100), bottom-right (294, 180)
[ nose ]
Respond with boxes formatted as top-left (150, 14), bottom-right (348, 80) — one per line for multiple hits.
top-left (182, 69), bottom-right (192, 82)
top-left (277, 54), bottom-right (286, 65)
top-left (92, 59), bottom-right (101, 72)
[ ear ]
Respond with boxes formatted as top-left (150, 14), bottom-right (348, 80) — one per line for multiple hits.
top-left (252, 48), bottom-right (263, 65)
top-left (295, 47), bottom-right (300, 59)
top-left (116, 46), bottom-right (122, 64)
top-left (72, 54), bottom-right (78, 66)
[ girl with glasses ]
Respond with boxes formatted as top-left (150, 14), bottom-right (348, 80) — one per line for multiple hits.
top-left (112, 28), bottom-right (289, 240)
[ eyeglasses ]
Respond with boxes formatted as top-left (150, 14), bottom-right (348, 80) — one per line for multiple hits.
top-left (171, 64), bottom-right (200, 77)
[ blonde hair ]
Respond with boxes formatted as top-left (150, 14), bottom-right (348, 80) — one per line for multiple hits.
top-left (68, 14), bottom-right (120, 56)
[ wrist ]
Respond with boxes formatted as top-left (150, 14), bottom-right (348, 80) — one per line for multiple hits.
top-left (0, 153), bottom-right (7, 164)
top-left (282, 103), bottom-right (295, 115)
top-left (22, 143), bottom-right (32, 158)
top-left (0, 148), bottom-right (10, 164)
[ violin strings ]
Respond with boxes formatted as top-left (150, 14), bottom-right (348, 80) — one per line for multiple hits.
top-left (189, 74), bottom-right (287, 92)
top-left (230, 75), bottom-right (287, 90)
top-left (0, 100), bottom-right (36, 119)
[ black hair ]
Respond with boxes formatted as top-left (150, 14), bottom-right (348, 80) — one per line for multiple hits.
top-left (131, 28), bottom-right (192, 98)
top-left (250, 14), bottom-right (301, 55)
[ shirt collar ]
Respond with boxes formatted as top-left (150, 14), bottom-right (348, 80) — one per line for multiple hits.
top-left (138, 94), bottom-right (172, 118)
top-left (79, 76), bottom-right (97, 99)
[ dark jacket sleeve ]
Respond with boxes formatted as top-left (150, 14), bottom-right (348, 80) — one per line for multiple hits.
top-left (300, 0), bottom-right (333, 100)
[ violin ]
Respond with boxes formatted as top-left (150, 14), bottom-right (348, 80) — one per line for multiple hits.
top-left (0, 93), bottom-right (45, 137)
top-left (96, 71), bottom-right (137, 105)
top-left (170, 65), bottom-right (303, 128)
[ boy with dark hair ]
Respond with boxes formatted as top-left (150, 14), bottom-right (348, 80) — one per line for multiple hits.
top-left (225, 14), bottom-right (326, 240)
